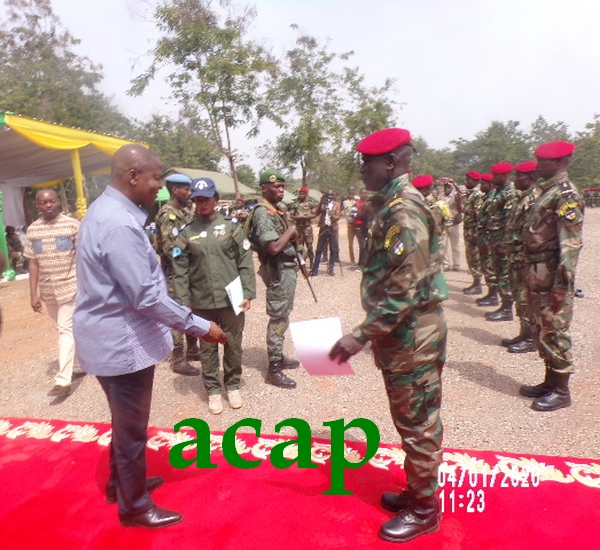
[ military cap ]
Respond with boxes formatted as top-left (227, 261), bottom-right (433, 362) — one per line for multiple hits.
top-left (491, 162), bottom-right (514, 175)
top-left (259, 170), bottom-right (286, 184)
top-left (356, 127), bottom-right (412, 155)
top-left (466, 171), bottom-right (481, 180)
top-left (300, 187), bottom-right (309, 193)
top-left (535, 141), bottom-right (576, 159)
top-left (480, 174), bottom-right (493, 182)
top-left (190, 177), bottom-right (217, 199)
top-left (411, 174), bottom-right (434, 188)
top-left (514, 161), bottom-right (537, 173)
top-left (165, 173), bottom-right (192, 185)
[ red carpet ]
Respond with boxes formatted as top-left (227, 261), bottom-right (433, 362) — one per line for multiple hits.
top-left (1, 417), bottom-right (599, 550)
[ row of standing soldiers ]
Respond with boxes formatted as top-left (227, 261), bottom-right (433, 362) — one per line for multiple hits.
top-left (461, 144), bottom-right (584, 412)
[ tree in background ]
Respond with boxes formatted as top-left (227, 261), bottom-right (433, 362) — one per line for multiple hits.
top-left (570, 115), bottom-right (600, 189)
top-left (130, 0), bottom-right (277, 198)
top-left (0, 0), bottom-right (131, 136)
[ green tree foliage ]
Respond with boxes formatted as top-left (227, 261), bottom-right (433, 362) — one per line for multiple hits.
top-left (131, 0), bottom-right (277, 198)
top-left (570, 116), bottom-right (600, 189)
top-left (233, 163), bottom-right (256, 187)
top-left (132, 114), bottom-right (221, 172)
top-left (0, 0), bottom-right (131, 135)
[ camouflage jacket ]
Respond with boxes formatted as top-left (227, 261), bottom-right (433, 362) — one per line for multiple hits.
top-left (504, 189), bottom-right (532, 261)
top-left (288, 199), bottom-right (317, 225)
top-left (486, 185), bottom-right (518, 234)
top-left (463, 188), bottom-right (484, 232)
top-left (246, 198), bottom-right (296, 265)
top-left (425, 195), bottom-right (451, 237)
top-left (522, 172), bottom-right (584, 292)
top-left (476, 189), bottom-right (496, 238)
top-left (352, 174), bottom-right (448, 344)
top-left (155, 201), bottom-right (195, 276)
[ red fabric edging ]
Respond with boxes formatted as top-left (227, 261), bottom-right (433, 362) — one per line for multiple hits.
top-left (0, 417), bottom-right (599, 550)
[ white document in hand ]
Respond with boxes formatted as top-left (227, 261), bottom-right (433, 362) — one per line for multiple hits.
top-left (225, 276), bottom-right (244, 315)
top-left (290, 317), bottom-right (354, 375)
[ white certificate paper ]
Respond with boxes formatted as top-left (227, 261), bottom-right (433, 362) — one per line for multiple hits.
top-left (290, 317), bottom-right (354, 376)
top-left (225, 276), bottom-right (244, 315)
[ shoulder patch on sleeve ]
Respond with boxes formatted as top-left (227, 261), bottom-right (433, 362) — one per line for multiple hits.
top-left (557, 201), bottom-right (579, 219)
top-left (384, 225), bottom-right (402, 250)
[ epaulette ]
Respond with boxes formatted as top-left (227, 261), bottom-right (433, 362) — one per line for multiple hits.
top-left (560, 180), bottom-right (576, 196)
top-left (388, 194), bottom-right (404, 209)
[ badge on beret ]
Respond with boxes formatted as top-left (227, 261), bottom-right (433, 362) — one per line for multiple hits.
top-left (269, 174), bottom-right (277, 183)
top-left (171, 227), bottom-right (179, 237)
top-left (242, 238), bottom-right (251, 251)
top-left (172, 246), bottom-right (182, 258)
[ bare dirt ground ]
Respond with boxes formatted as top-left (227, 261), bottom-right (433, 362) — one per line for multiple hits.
top-left (1, 213), bottom-right (599, 459)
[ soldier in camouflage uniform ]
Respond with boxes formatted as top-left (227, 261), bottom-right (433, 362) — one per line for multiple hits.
top-left (500, 162), bottom-right (537, 353)
top-left (484, 163), bottom-right (520, 322)
top-left (412, 174), bottom-right (451, 239)
top-left (462, 172), bottom-right (484, 294)
top-left (288, 187), bottom-right (317, 269)
top-left (475, 174), bottom-right (499, 306)
top-left (519, 141), bottom-right (584, 412)
top-left (330, 128), bottom-right (448, 544)
top-left (246, 170), bottom-right (300, 389)
top-left (154, 173), bottom-right (201, 375)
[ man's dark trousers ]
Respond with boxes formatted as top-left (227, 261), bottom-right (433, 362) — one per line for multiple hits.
top-left (98, 366), bottom-right (155, 517)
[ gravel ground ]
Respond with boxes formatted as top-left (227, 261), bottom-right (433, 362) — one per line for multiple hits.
top-left (1, 213), bottom-right (599, 460)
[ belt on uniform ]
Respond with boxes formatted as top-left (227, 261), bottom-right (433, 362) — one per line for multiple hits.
top-left (523, 250), bottom-right (558, 263)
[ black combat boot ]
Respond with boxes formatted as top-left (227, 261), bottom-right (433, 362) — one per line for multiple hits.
top-left (266, 361), bottom-right (297, 389)
top-left (170, 344), bottom-right (200, 376)
top-left (519, 368), bottom-right (552, 398)
top-left (380, 491), bottom-right (412, 513)
top-left (379, 496), bottom-right (440, 543)
top-left (508, 337), bottom-right (536, 353)
top-left (501, 321), bottom-right (529, 347)
top-left (281, 356), bottom-right (300, 369)
top-left (185, 335), bottom-right (202, 361)
top-left (475, 287), bottom-right (499, 307)
top-left (485, 297), bottom-right (514, 321)
top-left (463, 279), bottom-right (483, 295)
top-left (532, 372), bottom-right (571, 412)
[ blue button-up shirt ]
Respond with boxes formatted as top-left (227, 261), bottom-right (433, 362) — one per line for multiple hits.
top-left (74, 185), bottom-right (209, 376)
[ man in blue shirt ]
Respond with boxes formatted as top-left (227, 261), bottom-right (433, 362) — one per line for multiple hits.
top-left (74, 144), bottom-right (227, 529)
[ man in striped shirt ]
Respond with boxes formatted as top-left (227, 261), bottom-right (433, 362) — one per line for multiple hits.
top-left (24, 188), bottom-right (80, 397)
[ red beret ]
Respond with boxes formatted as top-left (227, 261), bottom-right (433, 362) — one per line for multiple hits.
top-left (299, 187), bottom-right (309, 193)
top-left (412, 174), bottom-right (434, 189)
top-left (480, 174), bottom-right (493, 182)
top-left (535, 141), bottom-right (576, 159)
top-left (466, 171), bottom-right (481, 180)
top-left (356, 128), bottom-right (412, 155)
top-left (514, 161), bottom-right (537, 173)
top-left (491, 162), bottom-right (513, 175)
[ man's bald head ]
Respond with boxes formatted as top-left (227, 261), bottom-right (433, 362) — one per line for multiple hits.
top-left (110, 144), bottom-right (163, 208)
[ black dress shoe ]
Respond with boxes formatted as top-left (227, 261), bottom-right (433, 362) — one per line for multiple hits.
top-left (106, 476), bottom-right (164, 504)
top-left (379, 497), bottom-right (440, 543)
top-left (120, 505), bottom-right (183, 529)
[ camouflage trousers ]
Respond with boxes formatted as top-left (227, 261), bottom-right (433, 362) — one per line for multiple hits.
top-left (490, 235), bottom-right (510, 298)
top-left (524, 262), bottom-right (574, 374)
top-left (260, 265), bottom-right (297, 363)
top-left (193, 307), bottom-right (245, 394)
top-left (371, 305), bottom-right (447, 500)
top-left (478, 234), bottom-right (497, 287)
top-left (295, 223), bottom-right (314, 267)
top-left (463, 229), bottom-right (482, 279)
top-left (508, 259), bottom-right (529, 322)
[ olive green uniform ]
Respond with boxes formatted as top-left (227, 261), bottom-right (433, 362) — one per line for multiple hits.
top-left (247, 199), bottom-right (297, 364)
top-left (172, 213), bottom-right (256, 393)
top-left (288, 198), bottom-right (317, 267)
